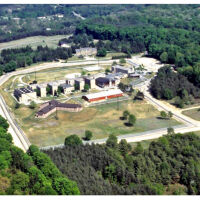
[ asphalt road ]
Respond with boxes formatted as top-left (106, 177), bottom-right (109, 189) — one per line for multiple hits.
top-left (1, 58), bottom-right (200, 151)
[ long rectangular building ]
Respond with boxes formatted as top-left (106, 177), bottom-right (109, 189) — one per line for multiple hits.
top-left (82, 89), bottom-right (123, 103)
top-left (35, 100), bottom-right (82, 118)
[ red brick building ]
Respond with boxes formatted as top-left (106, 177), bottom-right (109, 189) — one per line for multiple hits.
top-left (82, 89), bottom-right (123, 103)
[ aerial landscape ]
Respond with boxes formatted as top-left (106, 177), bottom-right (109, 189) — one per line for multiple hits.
top-left (0, 3), bottom-right (200, 196)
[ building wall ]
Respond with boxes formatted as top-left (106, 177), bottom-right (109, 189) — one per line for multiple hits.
top-left (83, 93), bottom-right (123, 103)
top-left (19, 92), bottom-right (37, 104)
top-left (63, 86), bottom-right (74, 94)
top-left (39, 87), bottom-right (47, 97)
top-left (36, 106), bottom-right (82, 118)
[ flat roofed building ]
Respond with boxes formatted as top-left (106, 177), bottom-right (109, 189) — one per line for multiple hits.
top-left (14, 87), bottom-right (37, 104)
top-left (37, 84), bottom-right (47, 97)
top-left (96, 77), bottom-right (119, 88)
top-left (35, 100), bottom-right (82, 118)
top-left (60, 83), bottom-right (74, 94)
top-left (112, 65), bottom-right (134, 74)
top-left (75, 48), bottom-right (97, 57)
top-left (48, 81), bottom-right (59, 96)
top-left (84, 76), bottom-right (96, 89)
top-left (75, 78), bottom-right (85, 90)
top-left (82, 89), bottom-right (123, 103)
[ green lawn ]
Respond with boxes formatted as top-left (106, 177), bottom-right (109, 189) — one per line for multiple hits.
top-left (11, 99), bottom-right (181, 147)
top-left (0, 35), bottom-right (70, 51)
top-left (182, 108), bottom-right (200, 121)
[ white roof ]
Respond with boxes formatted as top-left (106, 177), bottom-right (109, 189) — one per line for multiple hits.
top-left (84, 66), bottom-right (102, 72)
top-left (65, 73), bottom-right (81, 79)
top-left (112, 65), bottom-right (132, 71)
top-left (83, 89), bottom-right (123, 100)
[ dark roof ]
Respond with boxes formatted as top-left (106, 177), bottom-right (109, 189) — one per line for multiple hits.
top-left (96, 77), bottom-right (110, 84)
top-left (14, 87), bottom-right (34, 98)
top-left (60, 83), bottom-right (73, 89)
top-left (36, 100), bottom-right (82, 116)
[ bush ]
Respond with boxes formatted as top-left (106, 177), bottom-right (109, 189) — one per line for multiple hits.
top-left (84, 130), bottom-right (93, 141)
top-left (65, 135), bottom-right (82, 146)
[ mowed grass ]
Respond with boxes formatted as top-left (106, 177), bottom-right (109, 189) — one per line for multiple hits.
top-left (182, 108), bottom-right (200, 121)
top-left (12, 99), bottom-right (180, 147)
top-left (0, 35), bottom-right (70, 51)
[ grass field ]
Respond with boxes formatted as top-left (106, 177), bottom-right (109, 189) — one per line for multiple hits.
top-left (182, 108), bottom-right (200, 121)
top-left (10, 98), bottom-right (180, 147)
top-left (0, 35), bottom-right (70, 51)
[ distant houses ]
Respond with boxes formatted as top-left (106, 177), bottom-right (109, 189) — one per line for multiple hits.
top-left (75, 48), bottom-right (97, 57)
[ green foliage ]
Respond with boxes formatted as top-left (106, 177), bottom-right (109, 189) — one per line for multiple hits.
top-left (119, 58), bottom-right (126, 64)
top-left (53, 177), bottom-right (80, 195)
top-left (160, 111), bottom-right (167, 119)
top-left (128, 114), bottom-right (136, 126)
top-left (65, 135), bottom-right (83, 146)
top-left (97, 48), bottom-right (107, 57)
top-left (123, 110), bottom-right (130, 120)
top-left (0, 115), bottom-right (9, 130)
top-left (106, 134), bottom-right (118, 149)
top-left (84, 84), bottom-right (90, 91)
top-left (160, 52), bottom-right (168, 63)
top-left (0, 115), bottom-right (80, 195)
top-left (167, 127), bottom-right (175, 135)
top-left (84, 130), bottom-right (93, 141)
top-left (0, 151), bottom-right (12, 169)
top-left (118, 139), bottom-right (131, 156)
top-left (29, 101), bottom-right (36, 109)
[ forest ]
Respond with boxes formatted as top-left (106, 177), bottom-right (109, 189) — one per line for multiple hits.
top-left (44, 132), bottom-right (200, 195)
top-left (0, 115), bottom-right (79, 195)
top-left (150, 66), bottom-right (200, 107)
top-left (0, 46), bottom-right (72, 73)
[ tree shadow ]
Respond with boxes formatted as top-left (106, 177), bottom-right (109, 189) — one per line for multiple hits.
top-left (124, 122), bottom-right (133, 127)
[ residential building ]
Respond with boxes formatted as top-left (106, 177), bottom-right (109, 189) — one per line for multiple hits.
top-left (14, 87), bottom-right (37, 104)
top-left (82, 89), bottom-right (123, 103)
top-left (35, 100), bottom-right (82, 118)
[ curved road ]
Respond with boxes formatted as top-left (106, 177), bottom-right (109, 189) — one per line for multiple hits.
top-left (1, 59), bottom-right (200, 151)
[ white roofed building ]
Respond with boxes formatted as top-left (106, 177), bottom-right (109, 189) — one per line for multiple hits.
top-left (82, 89), bottom-right (123, 103)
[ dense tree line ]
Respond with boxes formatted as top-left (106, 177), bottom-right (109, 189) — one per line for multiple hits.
top-left (44, 132), bottom-right (200, 195)
top-left (0, 46), bottom-right (72, 73)
top-left (150, 66), bottom-right (200, 107)
top-left (0, 115), bottom-right (79, 195)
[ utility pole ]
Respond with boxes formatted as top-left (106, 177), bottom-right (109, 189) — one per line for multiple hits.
top-left (117, 96), bottom-right (119, 111)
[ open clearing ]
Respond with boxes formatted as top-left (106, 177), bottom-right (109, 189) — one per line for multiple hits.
top-left (11, 99), bottom-right (180, 147)
top-left (0, 35), bottom-right (70, 51)
top-left (182, 108), bottom-right (200, 121)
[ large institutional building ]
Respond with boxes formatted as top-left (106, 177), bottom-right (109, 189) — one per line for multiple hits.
top-left (35, 100), bottom-right (82, 118)
top-left (82, 89), bottom-right (123, 103)
top-left (14, 87), bottom-right (37, 104)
